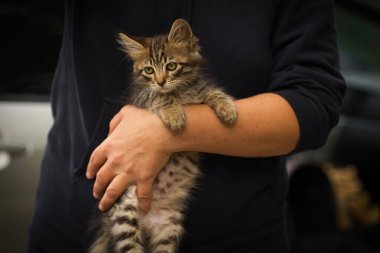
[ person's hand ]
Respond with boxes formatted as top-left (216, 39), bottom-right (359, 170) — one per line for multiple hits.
top-left (86, 105), bottom-right (173, 214)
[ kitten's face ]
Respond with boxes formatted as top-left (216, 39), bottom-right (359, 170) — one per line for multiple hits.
top-left (119, 19), bottom-right (202, 93)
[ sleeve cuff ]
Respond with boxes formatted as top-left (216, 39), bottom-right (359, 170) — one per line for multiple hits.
top-left (272, 89), bottom-right (327, 154)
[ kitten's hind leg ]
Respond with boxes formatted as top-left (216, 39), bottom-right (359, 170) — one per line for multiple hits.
top-left (110, 186), bottom-right (145, 253)
top-left (143, 209), bottom-right (184, 253)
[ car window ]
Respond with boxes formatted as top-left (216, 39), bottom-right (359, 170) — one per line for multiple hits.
top-left (336, 1), bottom-right (380, 120)
top-left (337, 6), bottom-right (380, 74)
top-left (336, 1), bottom-right (380, 89)
top-left (0, 1), bottom-right (63, 101)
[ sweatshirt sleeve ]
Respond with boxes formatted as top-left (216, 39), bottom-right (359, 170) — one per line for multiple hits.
top-left (268, 0), bottom-right (346, 153)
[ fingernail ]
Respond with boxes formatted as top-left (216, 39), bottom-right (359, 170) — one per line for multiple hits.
top-left (99, 204), bottom-right (104, 212)
top-left (93, 192), bottom-right (99, 199)
top-left (86, 172), bottom-right (92, 179)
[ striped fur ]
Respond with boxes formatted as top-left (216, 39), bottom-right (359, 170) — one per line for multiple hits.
top-left (89, 19), bottom-right (237, 253)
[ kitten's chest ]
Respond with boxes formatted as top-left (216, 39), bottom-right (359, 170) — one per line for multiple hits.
top-left (176, 84), bottom-right (207, 105)
top-left (179, 91), bottom-right (204, 105)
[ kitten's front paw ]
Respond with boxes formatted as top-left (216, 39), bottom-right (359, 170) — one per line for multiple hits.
top-left (159, 107), bottom-right (186, 132)
top-left (215, 100), bottom-right (238, 126)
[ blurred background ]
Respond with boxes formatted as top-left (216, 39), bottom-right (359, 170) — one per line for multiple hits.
top-left (0, 0), bottom-right (379, 252)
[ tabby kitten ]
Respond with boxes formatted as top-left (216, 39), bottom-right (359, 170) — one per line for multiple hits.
top-left (89, 19), bottom-right (237, 253)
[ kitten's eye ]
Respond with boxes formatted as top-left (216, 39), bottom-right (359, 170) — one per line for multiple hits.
top-left (166, 62), bottom-right (177, 71)
top-left (144, 67), bottom-right (154, 74)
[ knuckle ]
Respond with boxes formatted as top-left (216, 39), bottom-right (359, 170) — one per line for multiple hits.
top-left (140, 173), bottom-right (154, 183)
top-left (105, 187), bottom-right (120, 200)
top-left (138, 195), bottom-right (151, 203)
top-left (118, 162), bottom-right (135, 176)
top-left (137, 196), bottom-right (151, 206)
top-left (109, 154), bottom-right (124, 167)
top-left (96, 169), bottom-right (105, 179)
top-left (137, 186), bottom-right (152, 202)
top-left (95, 172), bottom-right (108, 187)
top-left (120, 105), bottom-right (131, 114)
top-left (102, 141), bottom-right (113, 152)
top-left (93, 144), bottom-right (105, 154)
top-left (108, 120), bottom-right (115, 130)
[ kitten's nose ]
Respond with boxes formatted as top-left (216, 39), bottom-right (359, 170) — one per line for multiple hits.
top-left (157, 80), bottom-right (166, 87)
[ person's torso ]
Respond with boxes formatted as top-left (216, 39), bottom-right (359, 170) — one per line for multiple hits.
top-left (34, 1), bottom-right (287, 251)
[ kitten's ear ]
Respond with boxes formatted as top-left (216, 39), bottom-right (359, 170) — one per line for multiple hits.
top-left (118, 33), bottom-right (145, 59)
top-left (168, 19), bottom-right (193, 45)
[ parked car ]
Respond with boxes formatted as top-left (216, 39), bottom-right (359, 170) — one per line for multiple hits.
top-left (0, 1), bottom-right (62, 252)
top-left (287, 0), bottom-right (380, 252)
top-left (289, 0), bottom-right (380, 204)
top-left (0, 0), bottom-right (379, 252)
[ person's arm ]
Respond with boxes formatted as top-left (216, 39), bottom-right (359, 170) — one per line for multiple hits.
top-left (173, 93), bottom-right (299, 157)
top-left (86, 92), bottom-right (299, 214)
top-left (86, 0), bottom-right (346, 214)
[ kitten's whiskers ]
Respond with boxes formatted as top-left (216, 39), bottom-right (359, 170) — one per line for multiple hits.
top-left (133, 86), bottom-right (151, 106)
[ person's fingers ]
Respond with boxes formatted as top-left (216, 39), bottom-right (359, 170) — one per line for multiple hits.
top-left (137, 180), bottom-right (153, 215)
top-left (98, 173), bottom-right (130, 212)
top-left (108, 111), bottom-right (122, 135)
top-left (92, 163), bottom-right (116, 200)
top-left (86, 146), bottom-right (107, 179)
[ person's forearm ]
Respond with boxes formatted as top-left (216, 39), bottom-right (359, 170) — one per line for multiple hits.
top-left (87, 92), bottom-right (300, 212)
top-left (171, 93), bottom-right (300, 157)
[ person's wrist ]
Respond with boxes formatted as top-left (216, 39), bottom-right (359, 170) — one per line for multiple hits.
top-left (154, 116), bottom-right (192, 155)
top-left (161, 127), bottom-right (187, 155)
top-left (149, 112), bottom-right (180, 156)
top-left (150, 105), bottom-right (200, 155)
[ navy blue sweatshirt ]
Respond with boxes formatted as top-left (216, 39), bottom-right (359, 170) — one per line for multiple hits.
top-left (28, 0), bottom-right (345, 252)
